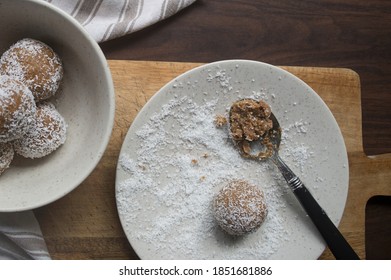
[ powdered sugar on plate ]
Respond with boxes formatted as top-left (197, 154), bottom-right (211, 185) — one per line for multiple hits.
top-left (116, 60), bottom-right (349, 260)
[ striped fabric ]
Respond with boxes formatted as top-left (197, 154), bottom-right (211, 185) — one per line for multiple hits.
top-left (44, 0), bottom-right (197, 42)
top-left (0, 212), bottom-right (50, 260)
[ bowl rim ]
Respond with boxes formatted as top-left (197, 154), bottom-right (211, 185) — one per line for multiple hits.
top-left (0, 0), bottom-right (115, 212)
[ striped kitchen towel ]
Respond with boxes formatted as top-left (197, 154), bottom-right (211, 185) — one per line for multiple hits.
top-left (0, 212), bottom-right (50, 260)
top-left (44, 0), bottom-right (197, 42)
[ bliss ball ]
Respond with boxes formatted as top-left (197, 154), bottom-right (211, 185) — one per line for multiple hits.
top-left (0, 38), bottom-right (63, 102)
top-left (0, 75), bottom-right (36, 142)
top-left (213, 179), bottom-right (268, 236)
top-left (13, 102), bottom-right (67, 159)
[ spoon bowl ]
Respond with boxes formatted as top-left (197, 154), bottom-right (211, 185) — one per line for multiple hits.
top-left (228, 98), bottom-right (281, 160)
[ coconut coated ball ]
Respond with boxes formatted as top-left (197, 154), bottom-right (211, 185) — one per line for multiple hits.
top-left (213, 179), bottom-right (268, 236)
top-left (13, 102), bottom-right (67, 159)
top-left (0, 38), bottom-right (63, 102)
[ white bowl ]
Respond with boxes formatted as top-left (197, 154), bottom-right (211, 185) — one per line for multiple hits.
top-left (0, 0), bottom-right (115, 211)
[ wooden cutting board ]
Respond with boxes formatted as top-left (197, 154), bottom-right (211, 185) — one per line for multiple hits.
top-left (35, 60), bottom-right (391, 260)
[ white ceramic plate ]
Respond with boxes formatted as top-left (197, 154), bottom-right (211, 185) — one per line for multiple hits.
top-left (115, 60), bottom-right (349, 259)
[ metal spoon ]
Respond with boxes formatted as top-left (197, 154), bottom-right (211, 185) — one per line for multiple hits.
top-left (229, 99), bottom-right (360, 260)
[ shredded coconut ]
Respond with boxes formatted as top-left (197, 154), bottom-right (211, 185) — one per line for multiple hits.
top-left (0, 142), bottom-right (14, 175)
top-left (207, 68), bottom-right (233, 93)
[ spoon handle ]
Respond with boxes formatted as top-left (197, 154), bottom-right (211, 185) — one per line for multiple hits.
top-left (272, 154), bottom-right (360, 260)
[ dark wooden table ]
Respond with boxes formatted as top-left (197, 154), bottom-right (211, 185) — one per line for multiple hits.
top-left (99, 0), bottom-right (391, 259)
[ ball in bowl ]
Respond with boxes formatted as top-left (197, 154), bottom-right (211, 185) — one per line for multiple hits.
top-left (0, 0), bottom-right (115, 212)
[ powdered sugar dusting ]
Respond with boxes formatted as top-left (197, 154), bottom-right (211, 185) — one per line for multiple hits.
top-left (117, 63), bottom-right (323, 259)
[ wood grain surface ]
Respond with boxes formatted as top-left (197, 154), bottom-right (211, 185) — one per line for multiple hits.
top-left (34, 60), bottom-right (391, 260)
top-left (99, 0), bottom-right (391, 259)
top-left (100, 0), bottom-right (391, 156)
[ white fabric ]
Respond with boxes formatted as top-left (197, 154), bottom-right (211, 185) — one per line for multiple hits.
top-left (45, 0), bottom-right (197, 42)
top-left (0, 212), bottom-right (50, 260)
top-left (0, 0), bottom-right (197, 260)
